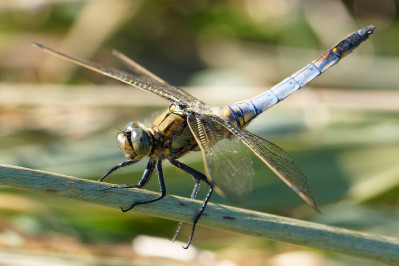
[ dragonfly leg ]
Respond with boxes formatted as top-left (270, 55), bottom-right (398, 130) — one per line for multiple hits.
top-left (98, 160), bottom-right (137, 182)
top-left (172, 180), bottom-right (200, 242)
top-left (99, 159), bottom-right (156, 191)
top-left (169, 159), bottom-right (214, 248)
top-left (121, 159), bottom-right (166, 212)
top-left (169, 159), bottom-right (209, 184)
top-left (184, 187), bottom-right (213, 249)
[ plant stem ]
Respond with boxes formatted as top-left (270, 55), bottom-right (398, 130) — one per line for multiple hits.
top-left (0, 164), bottom-right (398, 264)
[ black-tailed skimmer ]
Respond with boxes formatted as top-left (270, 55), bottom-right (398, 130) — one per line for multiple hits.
top-left (34, 25), bottom-right (375, 248)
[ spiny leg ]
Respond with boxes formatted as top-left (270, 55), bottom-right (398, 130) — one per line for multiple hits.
top-left (100, 159), bottom-right (156, 191)
top-left (99, 160), bottom-right (137, 182)
top-left (169, 159), bottom-right (214, 248)
top-left (172, 180), bottom-right (200, 242)
top-left (184, 187), bottom-right (213, 249)
top-left (170, 159), bottom-right (208, 183)
top-left (121, 159), bottom-right (166, 212)
top-left (170, 159), bottom-right (204, 241)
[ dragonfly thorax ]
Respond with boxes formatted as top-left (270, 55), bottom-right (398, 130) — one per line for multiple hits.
top-left (117, 122), bottom-right (152, 161)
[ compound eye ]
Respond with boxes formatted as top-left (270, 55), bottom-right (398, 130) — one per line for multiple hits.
top-left (117, 133), bottom-right (134, 154)
top-left (131, 128), bottom-right (150, 155)
top-left (125, 122), bottom-right (137, 132)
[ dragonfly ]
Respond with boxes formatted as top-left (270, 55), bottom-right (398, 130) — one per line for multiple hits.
top-left (34, 25), bottom-right (375, 248)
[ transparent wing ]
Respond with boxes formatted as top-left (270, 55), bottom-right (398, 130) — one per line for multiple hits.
top-left (112, 49), bottom-right (206, 106)
top-left (112, 49), bottom-right (168, 85)
top-left (207, 115), bottom-right (319, 211)
top-left (33, 43), bottom-right (205, 105)
top-left (187, 113), bottom-right (254, 203)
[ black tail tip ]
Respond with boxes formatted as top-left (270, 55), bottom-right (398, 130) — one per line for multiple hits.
top-left (360, 25), bottom-right (376, 37)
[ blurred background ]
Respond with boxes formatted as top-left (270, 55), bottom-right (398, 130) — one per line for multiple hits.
top-left (0, 0), bottom-right (398, 265)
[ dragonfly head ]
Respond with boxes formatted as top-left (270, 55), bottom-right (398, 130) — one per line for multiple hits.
top-left (117, 122), bottom-right (152, 161)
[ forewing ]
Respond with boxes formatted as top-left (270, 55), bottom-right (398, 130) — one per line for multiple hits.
top-left (33, 43), bottom-right (204, 105)
top-left (187, 113), bottom-right (254, 203)
top-left (112, 50), bottom-right (206, 106)
top-left (207, 116), bottom-right (319, 211)
top-left (112, 49), bottom-right (168, 85)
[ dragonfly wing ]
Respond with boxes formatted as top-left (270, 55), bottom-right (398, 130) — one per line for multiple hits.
top-left (207, 116), bottom-right (319, 211)
top-left (112, 49), bottom-right (207, 106)
top-left (112, 49), bottom-right (168, 85)
top-left (187, 113), bottom-right (254, 203)
top-left (33, 43), bottom-right (204, 105)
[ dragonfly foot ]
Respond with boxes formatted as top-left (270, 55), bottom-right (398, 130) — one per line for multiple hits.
top-left (121, 201), bottom-right (141, 212)
top-left (98, 186), bottom-right (115, 192)
top-left (182, 239), bottom-right (192, 249)
top-left (121, 205), bottom-right (135, 212)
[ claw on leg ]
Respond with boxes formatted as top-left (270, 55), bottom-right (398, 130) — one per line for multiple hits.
top-left (169, 159), bottom-right (214, 248)
top-left (172, 180), bottom-right (200, 242)
top-left (183, 187), bottom-right (213, 249)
